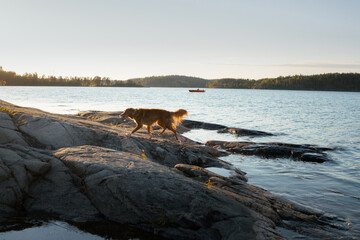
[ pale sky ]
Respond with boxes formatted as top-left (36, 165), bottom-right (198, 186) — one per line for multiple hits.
top-left (1, 0), bottom-right (360, 80)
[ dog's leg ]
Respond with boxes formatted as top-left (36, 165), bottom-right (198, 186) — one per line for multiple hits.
top-left (129, 123), bottom-right (142, 136)
top-left (157, 120), bottom-right (167, 135)
top-left (147, 125), bottom-right (152, 139)
top-left (168, 125), bottom-right (179, 141)
top-left (172, 130), bottom-right (179, 141)
top-left (164, 121), bottom-right (179, 140)
top-left (159, 128), bottom-right (166, 135)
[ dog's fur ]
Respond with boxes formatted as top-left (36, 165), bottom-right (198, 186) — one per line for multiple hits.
top-left (121, 108), bottom-right (188, 140)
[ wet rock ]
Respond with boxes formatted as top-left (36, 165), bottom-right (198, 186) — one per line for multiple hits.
top-left (182, 119), bottom-right (227, 130)
top-left (206, 141), bottom-right (331, 163)
top-left (218, 128), bottom-right (274, 137)
top-left (175, 163), bottom-right (247, 183)
top-left (182, 119), bottom-right (274, 137)
top-left (300, 152), bottom-right (328, 163)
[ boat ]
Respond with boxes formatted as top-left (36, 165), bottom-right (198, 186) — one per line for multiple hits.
top-left (189, 89), bottom-right (205, 92)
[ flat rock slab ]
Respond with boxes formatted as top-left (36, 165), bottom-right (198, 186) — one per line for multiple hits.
top-left (182, 120), bottom-right (274, 137)
top-left (206, 141), bottom-right (332, 163)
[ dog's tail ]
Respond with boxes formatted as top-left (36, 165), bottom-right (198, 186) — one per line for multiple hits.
top-left (171, 109), bottom-right (188, 126)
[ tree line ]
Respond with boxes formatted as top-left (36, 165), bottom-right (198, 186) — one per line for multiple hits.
top-left (0, 67), bottom-right (141, 87)
top-left (208, 73), bottom-right (360, 91)
top-left (1, 66), bottom-right (359, 91)
top-left (129, 75), bottom-right (208, 88)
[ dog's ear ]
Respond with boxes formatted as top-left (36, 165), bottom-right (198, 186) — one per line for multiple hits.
top-left (133, 109), bottom-right (141, 118)
top-left (128, 108), bottom-right (135, 115)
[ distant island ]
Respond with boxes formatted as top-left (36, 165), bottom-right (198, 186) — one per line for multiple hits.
top-left (1, 66), bottom-right (359, 91)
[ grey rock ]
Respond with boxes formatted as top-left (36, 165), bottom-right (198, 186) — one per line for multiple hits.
top-left (23, 152), bottom-right (100, 222)
top-left (24, 160), bottom-right (51, 176)
top-left (206, 140), bottom-right (332, 163)
top-left (0, 162), bottom-right (11, 182)
top-left (53, 145), bottom-right (265, 239)
top-left (182, 119), bottom-right (228, 130)
top-left (15, 114), bottom-right (105, 149)
top-left (300, 152), bottom-right (328, 163)
top-left (182, 119), bottom-right (274, 137)
top-left (0, 127), bottom-right (28, 146)
top-left (0, 101), bottom-right (350, 239)
top-left (0, 112), bottom-right (17, 130)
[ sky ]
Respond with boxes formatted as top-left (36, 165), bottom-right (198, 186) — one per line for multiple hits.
top-left (1, 0), bottom-right (360, 80)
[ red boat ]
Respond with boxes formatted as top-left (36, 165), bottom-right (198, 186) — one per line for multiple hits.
top-left (189, 89), bottom-right (205, 92)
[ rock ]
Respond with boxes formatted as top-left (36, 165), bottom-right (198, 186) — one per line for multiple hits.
top-left (54, 146), bottom-right (268, 239)
top-left (0, 128), bottom-right (28, 146)
top-left (300, 152), bottom-right (328, 163)
top-left (0, 163), bottom-right (11, 182)
top-left (206, 141), bottom-right (332, 162)
top-left (119, 137), bottom-right (144, 155)
top-left (175, 164), bottom-right (209, 178)
top-left (0, 178), bottom-right (22, 208)
top-left (14, 114), bottom-right (106, 149)
top-left (0, 100), bottom-right (350, 239)
top-left (0, 144), bottom-right (100, 222)
top-left (0, 148), bottom-right (32, 192)
top-left (182, 119), bottom-right (274, 137)
top-left (23, 160), bottom-right (51, 175)
top-left (5, 108), bottom-right (229, 171)
top-left (218, 128), bottom-right (274, 137)
top-left (24, 155), bottom-right (101, 222)
top-left (0, 113), bottom-right (28, 146)
top-left (0, 112), bottom-right (17, 130)
top-left (175, 163), bottom-right (247, 183)
top-left (209, 176), bottom-right (231, 187)
top-left (182, 119), bottom-right (228, 130)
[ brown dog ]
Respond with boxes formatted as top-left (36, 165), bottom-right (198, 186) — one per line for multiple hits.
top-left (121, 108), bottom-right (188, 140)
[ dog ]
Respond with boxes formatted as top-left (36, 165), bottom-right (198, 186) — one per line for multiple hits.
top-left (121, 108), bottom-right (188, 140)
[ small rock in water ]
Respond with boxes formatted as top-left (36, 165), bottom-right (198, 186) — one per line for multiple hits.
top-left (300, 152), bottom-right (327, 163)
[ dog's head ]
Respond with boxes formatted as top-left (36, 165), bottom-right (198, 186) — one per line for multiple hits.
top-left (121, 108), bottom-right (136, 120)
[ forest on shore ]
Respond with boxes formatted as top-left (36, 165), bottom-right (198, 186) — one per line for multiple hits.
top-left (1, 66), bottom-right (359, 91)
top-left (208, 73), bottom-right (360, 91)
top-left (0, 67), bottom-right (141, 87)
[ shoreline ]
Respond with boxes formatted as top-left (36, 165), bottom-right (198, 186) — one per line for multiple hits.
top-left (0, 100), bottom-right (352, 239)
top-left (2, 85), bottom-right (360, 93)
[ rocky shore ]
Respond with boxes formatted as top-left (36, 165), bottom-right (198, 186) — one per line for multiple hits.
top-left (0, 100), bottom-right (350, 239)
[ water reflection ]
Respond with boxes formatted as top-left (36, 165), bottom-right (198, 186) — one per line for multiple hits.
top-left (0, 219), bottom-right (101, 240)
top-left (0, 218), bottom-right (165, 240)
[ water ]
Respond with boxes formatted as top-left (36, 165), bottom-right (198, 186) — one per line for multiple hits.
top-left (0, 221), bottom-right (102, 240)
top-left (1, 86), bottom-right (360, 237)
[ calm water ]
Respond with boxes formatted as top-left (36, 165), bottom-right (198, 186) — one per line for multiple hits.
top-left (0, 221), bottom-right (102, 240)
top-left (1, 86), bottom-right (360, 237)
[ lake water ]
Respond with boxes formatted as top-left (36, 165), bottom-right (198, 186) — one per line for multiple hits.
top-left (1, 86), bottom-right (359, 238)
top-left (0, 221), bottom-right (102, 240)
